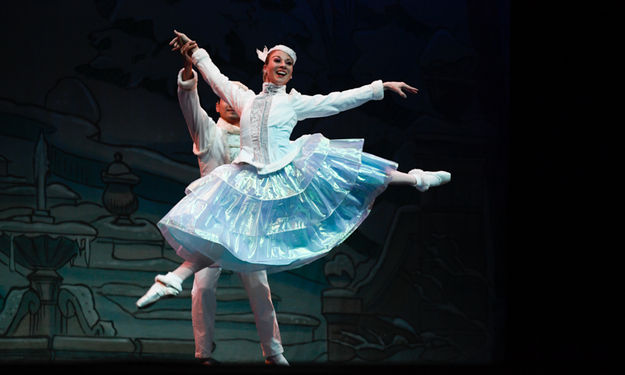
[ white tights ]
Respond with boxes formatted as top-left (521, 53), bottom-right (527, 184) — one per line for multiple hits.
top-left (172, 260), bottom-right (211, 281)
top-left (388, 170), bottom-right (418, 186)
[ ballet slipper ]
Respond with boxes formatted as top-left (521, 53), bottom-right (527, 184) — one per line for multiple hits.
top-left (409, 169), bottom-right (451, 192)
top-left (136, 272), bottom-right (183, 308)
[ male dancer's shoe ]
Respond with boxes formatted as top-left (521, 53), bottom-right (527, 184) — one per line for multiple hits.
top-left (265, 353), bottom-right (289, 365)
top-left (409, 169), bottom-right (451, 192)
top-left (198, 357), bottom-right (220, 366)
top-left (136, 272), bottom-right (183, 308)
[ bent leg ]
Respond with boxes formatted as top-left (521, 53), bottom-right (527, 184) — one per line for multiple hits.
top-left (172, 260), bottom-right (207, 281)
top-left (136, 257), bottom-right (214, 308)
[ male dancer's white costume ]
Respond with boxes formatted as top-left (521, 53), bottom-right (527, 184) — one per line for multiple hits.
top-left (140, 68), bottom-right (284, 363)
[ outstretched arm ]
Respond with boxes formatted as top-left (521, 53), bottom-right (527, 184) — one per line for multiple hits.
top-left (176, 66), bottom-right (226, 165)
top-left (293, 80), bottom-right (419, 121)
top-left (171, 33), bottom-right (231, 167)
top-left (169, 30), bottom-right (253, 114)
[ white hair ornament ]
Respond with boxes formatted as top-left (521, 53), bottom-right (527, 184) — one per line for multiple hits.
top-left (256, 45), bottom-right (297, 64)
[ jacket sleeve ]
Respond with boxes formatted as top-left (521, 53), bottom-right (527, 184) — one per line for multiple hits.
top-left (191, 48), bottom-right (255, 115)
top-left (177, 68), bottom-right (226, 162)
top-left (290, 80), bottom-right (384, 121)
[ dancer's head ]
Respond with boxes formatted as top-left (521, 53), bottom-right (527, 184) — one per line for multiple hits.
top-left (216, 81), bottom-right (248, 125)
top-left (257, 45), bottom-right (296, 85)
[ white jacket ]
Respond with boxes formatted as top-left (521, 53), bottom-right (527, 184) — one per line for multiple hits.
top-left (191, 48), bottom-right (385, 175)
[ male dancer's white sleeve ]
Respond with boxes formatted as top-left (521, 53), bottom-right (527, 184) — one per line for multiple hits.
top-left (177, 68), bottom-right (227, 176)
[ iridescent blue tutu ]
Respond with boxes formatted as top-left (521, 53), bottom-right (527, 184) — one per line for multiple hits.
top-left (157, 133), bottom-right (397, 273)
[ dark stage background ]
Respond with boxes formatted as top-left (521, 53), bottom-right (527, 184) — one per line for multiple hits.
top-left (5, 0), bottom-right (611, 370)
top-left (509, 2), bottom-right (618, 369)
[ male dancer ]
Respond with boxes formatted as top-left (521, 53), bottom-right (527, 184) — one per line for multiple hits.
top-left (136, 41), bottom-right (288, 366)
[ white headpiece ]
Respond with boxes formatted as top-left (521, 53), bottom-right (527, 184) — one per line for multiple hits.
top-left (256, 45), bottom-right (297, 64)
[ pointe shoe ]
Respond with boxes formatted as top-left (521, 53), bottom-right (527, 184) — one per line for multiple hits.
top-left (265, 353), bottom-right (289, 366)
top-left (136, 272), bottom-right (183, 308)
top-left (409, 169), bottom-right (451, 192)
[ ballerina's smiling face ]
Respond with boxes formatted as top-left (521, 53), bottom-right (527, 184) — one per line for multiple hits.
top-left (263, 50), bottom-right (293, 85)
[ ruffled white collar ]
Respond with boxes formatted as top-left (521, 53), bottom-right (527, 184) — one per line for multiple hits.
top-left (216, 117), bottom-right (240, 134)
top-left (262, 82), bottom-right (287, 95)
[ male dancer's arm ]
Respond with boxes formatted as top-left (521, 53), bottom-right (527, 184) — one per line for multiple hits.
top-left (173, 32), bottom-right (253, 116)
top-left (177, 58), bottom-right (226, 175)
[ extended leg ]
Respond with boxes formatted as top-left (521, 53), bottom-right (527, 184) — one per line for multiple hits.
top-left (389, 169), bottom-right (451, 192)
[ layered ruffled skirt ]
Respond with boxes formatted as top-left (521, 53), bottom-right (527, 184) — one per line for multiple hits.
top-left (157, 133), bottom-right (398, 273)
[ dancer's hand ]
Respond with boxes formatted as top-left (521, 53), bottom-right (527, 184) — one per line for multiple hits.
top-left (169, 30), bottom-right (197, 56)
top-left (383, 82), bottom-right (419, 98)
top-left (180, 40), bottom-right (198, 62)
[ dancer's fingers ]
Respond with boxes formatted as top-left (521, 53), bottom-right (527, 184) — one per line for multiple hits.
top-left (401, 83), bottom-right (419, 93)
top-left (173, 30), bottom-right (191, 44)
top-left (181, 41), bottom-right (192, 54)
top-left (390, 85), bottom-right (407, 98)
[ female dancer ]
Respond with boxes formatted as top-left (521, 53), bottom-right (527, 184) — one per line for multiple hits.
top-left (157, 30), bottom-right (450, 274)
